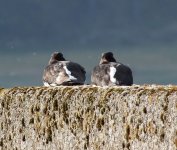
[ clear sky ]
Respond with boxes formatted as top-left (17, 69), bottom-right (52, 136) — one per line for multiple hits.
top-left (0, 0), bottom-right (177, 87)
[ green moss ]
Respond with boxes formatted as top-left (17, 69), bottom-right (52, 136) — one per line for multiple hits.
top-left (29, 118), bottom-right (34, 124)
top-left (30, 105), bottom-right (34, 114)
top-left (53, 100), bottom-right (58, 111)
top-left (46, 126), bottom-right (52, 143)
top-left (34, 104), bottom-right (40, 112)
top-left (21, 118), bottom-right (25, 127)
top-left (96, 117), bottom-right (104, 131)
top-left (125, 125), bottom-right (130, 141)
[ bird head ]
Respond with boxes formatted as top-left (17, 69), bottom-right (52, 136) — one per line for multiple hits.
top-left (99, 52), bottom-right (117, 64)
top-left (49, 52), bottom-right (66, 64)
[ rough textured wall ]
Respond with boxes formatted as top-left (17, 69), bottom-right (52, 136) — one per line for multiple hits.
top-left (0, 85), bottom-right (177, 150)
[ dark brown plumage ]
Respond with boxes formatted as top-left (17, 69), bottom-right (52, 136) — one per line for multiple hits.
top-left (91, 52), bottom-right (133, 86)
top-left (43, 52), bottom-right (86, 86)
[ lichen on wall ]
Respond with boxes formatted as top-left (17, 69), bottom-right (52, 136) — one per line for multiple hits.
top-left (0, 85), bottom-right (177, 150)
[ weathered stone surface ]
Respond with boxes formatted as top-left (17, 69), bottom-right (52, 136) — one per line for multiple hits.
top-left (0, 85), bottom-right (177, 150)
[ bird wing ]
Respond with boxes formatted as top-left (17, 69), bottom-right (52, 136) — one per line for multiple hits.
top-left (114, 63), bottom-right (133, 85)
top-left (65, 62), bottom-right (86, 83)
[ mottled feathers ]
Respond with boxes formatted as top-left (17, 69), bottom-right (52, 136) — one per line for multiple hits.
top-left (91, 52), bottom-right (133, 86)
top-left (43, 52), bottom-right (86, 86)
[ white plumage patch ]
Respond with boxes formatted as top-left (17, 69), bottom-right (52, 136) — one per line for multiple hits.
top-left (44, 82), bottom-right (57, 87)
top-left (109, 66), bottom-right (117, 83)
top-left (44, 82), bottom-right (50, 87)
top-left (63, 66), bottom-right (77, 80)
top-left (50, 83), bottom-right (57, 86)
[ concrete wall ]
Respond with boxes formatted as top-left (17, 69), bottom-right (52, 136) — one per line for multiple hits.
top-left (0, 85), bottom-right (177, 150)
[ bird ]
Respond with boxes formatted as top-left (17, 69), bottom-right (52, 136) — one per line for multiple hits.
top-left (91, 52), bottom-right (133, 86)
top-left (43, 52), bottom-right (86, 86)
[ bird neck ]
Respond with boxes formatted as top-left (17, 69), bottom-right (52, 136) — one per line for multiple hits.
top-left (49, 58), bottom-right (61, 65)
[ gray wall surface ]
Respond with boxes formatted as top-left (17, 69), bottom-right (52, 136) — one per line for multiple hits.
top-left (0, 85), bottom-right (177, 149)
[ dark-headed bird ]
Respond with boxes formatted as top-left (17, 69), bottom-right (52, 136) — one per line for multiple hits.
top-left (91, 52), bottom-right (133, 86)
top-left (43, 52), bottom-right (86, 86)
